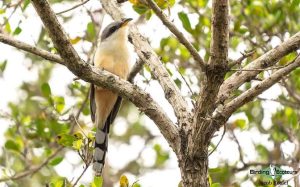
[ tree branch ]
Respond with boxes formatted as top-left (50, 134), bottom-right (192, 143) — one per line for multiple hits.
top-left (0, 147), bottom-right (64, 182)
top-left (100, 0), bottom-right (190, 126)
top-left (55, 0), bottom-right (90, 15)
top-left (193, 0), bottom-right (229, 121)
top-left (144, 0), bottom-right (206, 70)
top-left (128, 59), bottom-right (144, 83)
top-left (220, 55), bottom-right (300, 118)
top-left (281, 78), bottom-right (300, 103)
top-left (187, 0), bottom-right (229, 161)
top-left (28, 0), bottom-right (179, 151)
top-left (0, 33), bottom-right (64, 65)
top-left (218, 32), bottom-right (300, 104)
top-left (228, 50), bottom-right (255, 68)
top-left (208, 0), bottom-right (229, 66)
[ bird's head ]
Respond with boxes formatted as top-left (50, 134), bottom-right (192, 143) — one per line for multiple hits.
top-left (100, 18), bottom-right (133, 43)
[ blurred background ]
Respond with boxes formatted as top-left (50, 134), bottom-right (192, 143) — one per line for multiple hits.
top-left (0, 0), bottom-right (299, 186)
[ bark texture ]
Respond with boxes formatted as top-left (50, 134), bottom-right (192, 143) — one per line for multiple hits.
top-left (1, 0), bottom-right (300, 186)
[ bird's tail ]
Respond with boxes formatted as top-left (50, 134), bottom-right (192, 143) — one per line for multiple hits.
top-left (93, 125), bottom-right (108, 176)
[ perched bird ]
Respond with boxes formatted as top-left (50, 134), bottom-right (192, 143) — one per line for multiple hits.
top-left (90, 18), bottom-right (133, 175)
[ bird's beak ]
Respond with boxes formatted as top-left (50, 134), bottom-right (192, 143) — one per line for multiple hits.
top-left (121, 18), bottom-right (133, 27)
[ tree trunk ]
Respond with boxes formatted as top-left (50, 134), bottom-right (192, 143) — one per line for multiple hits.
top-left (178, 147), bottom-right (209, 187)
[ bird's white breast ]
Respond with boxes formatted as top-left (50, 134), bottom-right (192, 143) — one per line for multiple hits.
top-left (93, 28), bottom-right (130, 79)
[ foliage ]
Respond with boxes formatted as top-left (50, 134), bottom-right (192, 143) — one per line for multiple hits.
top-left (0, 0), bottom-right (300, 186)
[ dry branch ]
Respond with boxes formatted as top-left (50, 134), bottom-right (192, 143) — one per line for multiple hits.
top-left (218, 32), bottom-right (300, 104)
top-left (221, 55), bottom-right (300, 118)
top-left (100, 0), bottom-right (190, 125)
top-left (193, 0), bottom-right (229, 121)
top-left (145, 0), bottom-right (206, 70)
top-left (26, 0), bottom-right (179, 151)
top-left (0, 33), bottom-right (64, 65)
top-left (56, 0), bottom-right (90, 15)
top-left (0, 147), bottom-right (63, 182)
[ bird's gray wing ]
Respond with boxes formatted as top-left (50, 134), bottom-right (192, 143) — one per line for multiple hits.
top-left (89, 84), bottom-right (96, 123)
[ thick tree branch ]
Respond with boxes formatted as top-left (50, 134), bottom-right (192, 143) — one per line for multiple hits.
top-left (29, 0), bottom-right (178, 151)
top-left (0, 32), bottom-right (143, 85)
top-left (193, 0), bottom-right (229, 122)
top-left (183, 0), bottom-right (229, 174)
top-left (220, 55), bottom-right (300, 118)
top-left (208, 0), bottom-right (229, 66)
top-left (144, 0), bottom-right (206, 70)
top-left (100, 0), bottom-right (190, 125)
top-left (0, 33), bottom-right (64, 65)
top-left (218, 32), bottom-right (300, 104)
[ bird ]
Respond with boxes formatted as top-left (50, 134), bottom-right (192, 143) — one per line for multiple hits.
top-left (90, 18), bottom-right (133, 175)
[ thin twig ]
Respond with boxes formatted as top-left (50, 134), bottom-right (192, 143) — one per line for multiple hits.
top-left (56, 0), bottom-right (90, 15)
top-left (73, 115), bottom-right (88, 138)
top-left (232, 161), bottom-right (293, 172)
top-left (1, 0), bottom-right (23, 27)
top-left (286, 171), bottom-right (300, 184)
top-left (144, 0), bottom-right (206, 70)
top-left (174, 64), bottom-right (194, 97)
top-left (0, 89), bottom-right (89, 182)
top-left (229, 129), bottom-right (245, 164)
top-left (72, 161), bottom-right (92, 187)
top-left (208, 124), bottom-right (226, 156)
top-left (230, 63), bottom-right (291, 72)
top-left (228, 50), bottom-right (256, 68)
top-left (0, 147), bottom-right (63, 182)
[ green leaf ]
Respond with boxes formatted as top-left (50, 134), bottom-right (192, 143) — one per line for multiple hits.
top-left (211, 183), bottom-right (221, 187)
top-left (13, 26), bottom-right (22, 35)
top-left (41, 83), bottom-right (52, 98)
top-left (53, 96), bottom-right (65, 114)
top-left (234, 119), bottom-right (247, 130)
top-left (291, 0), bottom-right (300, 9)
top-left (56, 134), bottom-right (76, 147)
top-left (154, 0), bottom-right (175, 9)
top-left (87, 22), bottom-right (96, 41)
top-left (91, 176), bottom-right (103, 187)
top-left (178, 12), bottom-right (193, 33)
top-left (50, 178), bottom-right (65, 187)
top-left (256, 144), bottom-right (269, 160)
top-left (5, 140), bottom-right (20, 152)
top-left (209, 167), bottom-right (222, 173)
top-left (119, 175), bottom-right (129, 187)
top-left (72, 139), bottom-right (83, 150)
top-left (153, 144), bottom-right (169, 166)
top-left (132, 182), bottom-right (141, 187)
top-left (0, 60), bottom-right (7, 74)
top-left (22, 0), bottom-right (30, 11)
top-left (0, 9), bottom-right (5, 14)
top-left (145, 10), bottom-right (153, 20)
top-left (133, 5), bottom-right (148, 14)
top-left (5, 20), bottom-right (11, 33)
top-left (49, 157), bottom-right (64, 166)
top-left (174, 78), bottom-right (182, 89)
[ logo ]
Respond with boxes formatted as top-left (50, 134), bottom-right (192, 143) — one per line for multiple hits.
top-left (249, 164), bottom-right (298, 186)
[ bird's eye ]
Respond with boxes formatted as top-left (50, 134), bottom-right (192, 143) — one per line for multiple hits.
top-left (110, 26), bottom-right (117, 33)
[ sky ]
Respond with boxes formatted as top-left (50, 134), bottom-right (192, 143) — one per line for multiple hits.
top-left (0, 0), bottom-right (298, 187)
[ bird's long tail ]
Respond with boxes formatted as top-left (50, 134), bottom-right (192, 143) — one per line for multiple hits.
top-left (93, 124), bottom-right (108, 176)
